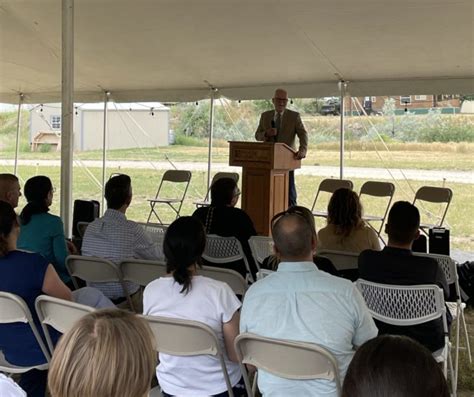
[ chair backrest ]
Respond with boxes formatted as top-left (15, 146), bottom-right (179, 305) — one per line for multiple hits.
top-left (35, 295), bottom-right (94, 353)
top-left (120, 259), bottom-right (167, 286)
top-left (153, 170), bottom-right (192, 200)
top-left (359, 181), bottom-right (395, 197)
top-left (0, 292), bottom-right (51, 366)
top-left (77, 221), bottom-right (90, 238)
top-left (203, 172), bottom-right (240, 202)
top-left (317, 250), bottom-right (359, 271)
top-left (413, 186), bottom-right (453, 227)
top-left (355, 279), bottom-right (446, 326)
top-left (142, 315), bottom-right (234, 395)
top-left (66, 255), bottom-right (123, 286)
top-left (203, 235), bottom-right (254, 282)
top-left (248, 236), bottom-right (273, 267)
top-left (235, 333), bottom-right (341, 395)
top-left (311, 178), bottom-right (354, 213)
top-left (138, 222), bottom-right (167, 256)
top-left (199, 266), bottom-right (248, 296)
top-left (413, 253), bottom-right (457, 288)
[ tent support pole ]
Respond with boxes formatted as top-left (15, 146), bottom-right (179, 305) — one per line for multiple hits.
top-left (101, 92), bottom-right (110, 215)
top-left (339, 81), bottom-right (347, 180)
top-left (60, 0), bottom-right (74, 237)
top-left (206, 90), bottom-right (216, 193)
top-left (14, 93), bottom-right (24, 176)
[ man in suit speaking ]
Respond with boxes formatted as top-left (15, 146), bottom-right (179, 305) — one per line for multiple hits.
top-left (255, 88), bottom-right (308, 207)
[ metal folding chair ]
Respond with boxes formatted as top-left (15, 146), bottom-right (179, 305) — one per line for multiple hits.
top-left (35, 295), bottom-right (94, 353)
top-left (0, 292), bottom-right (50, 374)
top-left (413, 186), bottom-right (453, 234)
top-left (143, 315), bottom-right (235, 397)
top-left (317, 249), bottom-right (359, 271)
top-left (414, 252), bottom-right (472, 384)
top-left (199, 266), bottom-right (248, 296)
top-left (248, 236), bottom-right (273, 269)
top-left (194, 172), bottom-right (240, 208)
top-left (119, 258), bottom-right (167, 287)
top-left (203, 235), bottom-right (255, 283)
top-left (146, 170), bottom-right (192, 225)
top-left (66, 255), bottom-right (135, 311)
top-left (356, 279), bottom-right (456, 395)
top-left (359, 181), bottom-right (395, 236)
top-left (311, 178), bottom-right (354, 219)
top-left (256, 269), bottom-right (275, 280)
top-left (235, 333), bottom-right (341, 397)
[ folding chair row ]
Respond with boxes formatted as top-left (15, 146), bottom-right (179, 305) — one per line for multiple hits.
top-left (142, 314), bottom-right (342, 397)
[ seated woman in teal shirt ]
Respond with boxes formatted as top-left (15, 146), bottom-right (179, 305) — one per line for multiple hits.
top-left (18, 176), bottom-right (74, 284)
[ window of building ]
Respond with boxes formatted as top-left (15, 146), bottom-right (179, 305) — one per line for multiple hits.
top-left (51, 115), bottom-right (61, 130)
top-left (415, 95), bottom-right (427, 100)
top-left (400, 96), bottom-right (411, 105)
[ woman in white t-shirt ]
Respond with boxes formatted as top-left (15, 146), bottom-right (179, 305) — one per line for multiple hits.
top-left (143, 216), bottom-right (245, 397)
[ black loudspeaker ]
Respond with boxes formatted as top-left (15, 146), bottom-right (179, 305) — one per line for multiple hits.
top-left (412, 233), bottom-right (428, 253)
top-left (72, 200), bottom-right (100, 238)
top-left (429, 227), bottom-right (450, 256)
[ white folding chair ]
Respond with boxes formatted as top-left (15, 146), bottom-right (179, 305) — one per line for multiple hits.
top-left (317, 249), bottom-right (359, 271)
top-left (413, 186), bottom-right (453, 234)
top-left (355, 279), bottom-right (456, 395)
top-left (235, 333), bottom-right (341, 397)
top-left (119, 258), bottom-right (167, 286)
top-left (248, 236), bottom-right (273, 269)
top-left (137, 222), bottom-right (167, 260)
top-left (35, 295), bottom-right (95, 354)
top-left (66, 255), bottom-right (135, 311)
top-left (359, 181), bottom-right (395, 236)
top-left (414, 252), bottom-right (472, 384)
top-left (146, 170), bottom-right (192, 225)
top-left (203, 235), bottom-right (255, 283)
top-left (143, 315), bottom-right (235, 397)
top-left (199, 266), bottom-right (248, 296)
top-left (194, 172), bottom-right (240, 208)
top-left (0, 292), bottom-right (50, 374)
top-left (311, 178), bottom-right (354, 219)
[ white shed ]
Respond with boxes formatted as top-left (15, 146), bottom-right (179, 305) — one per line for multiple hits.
top-left (29, 102), bottom-right (169, 151)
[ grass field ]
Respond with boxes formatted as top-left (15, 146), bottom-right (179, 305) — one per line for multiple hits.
top-left (6, 164), bottom-right (473, 252)
top-left (1, 141), bottom-right (473, 171)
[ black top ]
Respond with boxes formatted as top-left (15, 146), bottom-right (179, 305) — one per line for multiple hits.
top-left (359, 246), bottom-right (450, 352)
top-left (192, 206), bottom-right (257, 278)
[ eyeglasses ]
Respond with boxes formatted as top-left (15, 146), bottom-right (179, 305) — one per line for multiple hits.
top-left (234, 188), bottom-right (241, 197)
top-left (270, 207), bottom-right (312, 230)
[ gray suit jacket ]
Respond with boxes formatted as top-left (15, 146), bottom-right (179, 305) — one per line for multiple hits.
top-left (255, 109), bottom-right (308, 156)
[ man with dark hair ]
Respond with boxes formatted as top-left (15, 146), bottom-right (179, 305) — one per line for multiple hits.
top-left (0, 173), bottom-right (21, 209)
top-left (359, 201), bottom-right (449, 352)
top-left (240, 211), bottom-right (377, 396)
top-left (82, 174), bottom-right (162, 309)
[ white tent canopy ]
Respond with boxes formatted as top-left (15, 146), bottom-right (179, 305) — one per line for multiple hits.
top-left (1, 0), bottom-right (473, 104)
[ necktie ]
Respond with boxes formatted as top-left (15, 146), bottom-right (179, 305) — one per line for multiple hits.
top-left (275, 112), bottom-right (281, 134)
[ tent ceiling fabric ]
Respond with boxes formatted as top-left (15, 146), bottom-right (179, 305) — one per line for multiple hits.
top-left (1, 0), bottom-right (473, 104)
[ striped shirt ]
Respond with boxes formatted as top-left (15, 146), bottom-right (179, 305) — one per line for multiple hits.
top-left (82, 209), bottom-right (162, 299)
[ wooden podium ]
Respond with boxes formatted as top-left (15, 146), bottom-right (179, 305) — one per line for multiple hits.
top-left (229, 141), bottom-right (301, 235)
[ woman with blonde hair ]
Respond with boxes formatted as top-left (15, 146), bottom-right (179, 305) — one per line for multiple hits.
top-left (48, 309), bottom-right (156, 397)
top-left (317, 188), bottom-right (381, 253)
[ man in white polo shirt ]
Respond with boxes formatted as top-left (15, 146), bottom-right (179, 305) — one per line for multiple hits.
top-left (240, 210), bottom-right (377, 396)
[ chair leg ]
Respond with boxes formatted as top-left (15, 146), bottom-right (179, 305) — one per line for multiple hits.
top-left (460, 309), bottom-right (472, 363)
top-left (448, 346), bottom-right (456, 397)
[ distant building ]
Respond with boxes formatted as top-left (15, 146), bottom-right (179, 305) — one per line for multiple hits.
top-left (343, 95), bottom-right (461, 115)
top-left (29, 102), bottom-right (170, 151)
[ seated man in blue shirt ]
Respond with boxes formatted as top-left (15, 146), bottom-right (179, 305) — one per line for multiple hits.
top-left (82, 174), bottom-right (162, 310)
top-left (359, 201), bottom-right (450, 352)
top-left (240, 210), bottom-right (377, 397)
